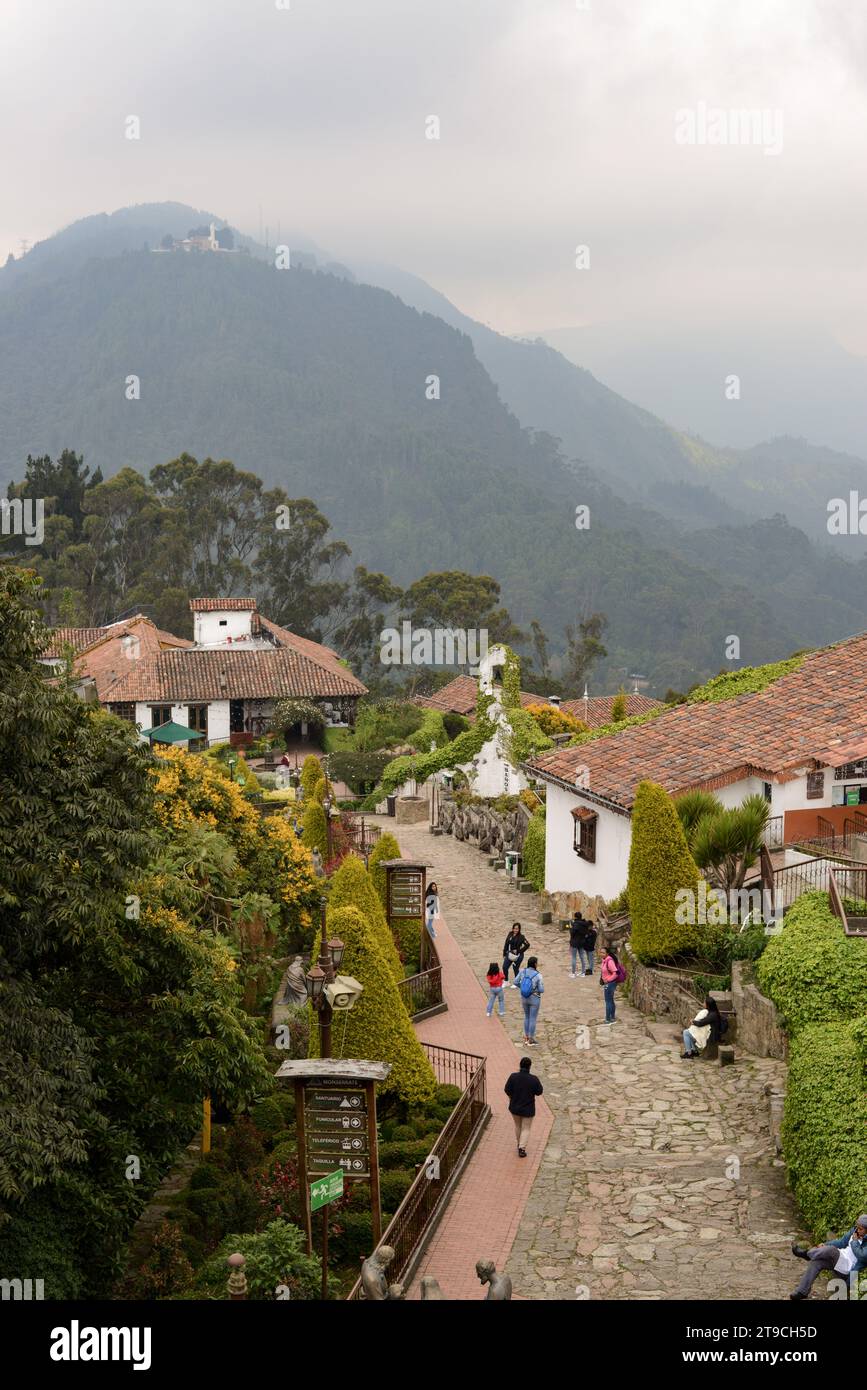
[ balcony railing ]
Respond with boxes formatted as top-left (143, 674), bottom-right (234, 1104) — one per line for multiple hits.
top-left (762, 816), bottom-right (784, 850)
top-left (347, 1043), bottom-right (489, 1299)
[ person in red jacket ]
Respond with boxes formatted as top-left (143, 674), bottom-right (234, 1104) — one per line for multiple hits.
top-left (485, 962), bottom-right (506, 1018)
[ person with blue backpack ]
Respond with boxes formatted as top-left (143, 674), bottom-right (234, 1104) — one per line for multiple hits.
top-left (516, 955), bottom-right (544, 1044)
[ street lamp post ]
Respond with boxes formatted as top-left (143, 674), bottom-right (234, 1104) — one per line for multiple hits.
top-left (304, 901), bottom-right (345, 1060)
top-left (323, 792), bottom-right (333, 863)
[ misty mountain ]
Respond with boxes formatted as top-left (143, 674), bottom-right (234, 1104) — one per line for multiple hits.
top-left (537, 319), bottom-right (867, 509)
top-left (2, 203), bottom-right (866, 691)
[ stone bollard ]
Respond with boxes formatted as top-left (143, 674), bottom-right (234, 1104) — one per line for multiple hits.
top-left (227, 1252), bottom-right (247, 1300)
top-left (539, 910), bottom-right (552, 925)
top-left (719, 1045), bottom-right (735, 1066)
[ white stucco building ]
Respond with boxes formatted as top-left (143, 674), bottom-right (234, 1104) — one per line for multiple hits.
top-left (45, 598), bottom-right (367, 747)
top-left (526, 633), bottom-right (867, 901)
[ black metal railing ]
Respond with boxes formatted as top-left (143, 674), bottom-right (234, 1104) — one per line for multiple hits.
top-left (396, 935), bottom-right (444, 1020)
top-left (762, 816), bottom-right (784, 850)
top-left (347, 1044), bottom-right (488, 1299)
top-left (828, 866), bottom-right (867, 936)
top-left (765, 855), bottom-right (845, 910)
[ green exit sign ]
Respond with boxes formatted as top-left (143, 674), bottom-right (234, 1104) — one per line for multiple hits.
top-left (310, 1168), bottom-right (344, 1212)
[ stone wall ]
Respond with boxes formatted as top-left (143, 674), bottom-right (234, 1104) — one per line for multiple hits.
top-left (540, 888), bottom-right (610, 928)
top-left (731, 960), bottom-right (788, 1060)
top-left (626, 951), bottom-right (701, 1028)
top-left (438, 794), bottom-right (530, 855)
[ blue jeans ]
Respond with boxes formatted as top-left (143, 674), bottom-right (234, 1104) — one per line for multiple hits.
top-left (522, 994), bottom-right (541, 1039)
top-left (503, 952), bottom-right (524, 981)
top-left (425, 909), bottom-right (437, 940)
top-left (570, 946), bottom-right (579, 973)
top-left (486, 986), bottom-right (505, 1017)
top-left (579, 947), bottom-right (595, 974)
top-left (603, 981), bottom-right (617, 1021)
top-left (682, 1028), bottom-right (697, 1054)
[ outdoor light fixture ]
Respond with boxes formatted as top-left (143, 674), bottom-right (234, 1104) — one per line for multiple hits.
top-left (328, 936), bottom-right (345, 970)
top-left (305, 964), bottom-right (325, 1001)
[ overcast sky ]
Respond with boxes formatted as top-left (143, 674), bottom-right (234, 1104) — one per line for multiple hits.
top-left (3, 0), bottom-right (866, 343)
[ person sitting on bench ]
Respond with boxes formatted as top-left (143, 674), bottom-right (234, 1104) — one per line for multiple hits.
top-left (681, 1007), bottom-right (713, 1058)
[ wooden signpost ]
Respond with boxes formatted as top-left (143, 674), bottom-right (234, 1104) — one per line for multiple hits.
top-left (382, 858), bottom-right (431, 967)
top-left (275, 1059), bottom-right (390, 1294)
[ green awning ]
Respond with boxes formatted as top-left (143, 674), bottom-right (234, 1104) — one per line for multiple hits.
top-left (145, 720), bottom-right (202, 744)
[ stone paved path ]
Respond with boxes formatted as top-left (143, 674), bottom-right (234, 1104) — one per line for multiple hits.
top-left (387, 817), bottom-right (805, 1302)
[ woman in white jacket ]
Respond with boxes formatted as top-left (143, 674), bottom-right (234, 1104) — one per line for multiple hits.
top-left (680, 1007), bottom-right (712, 1059)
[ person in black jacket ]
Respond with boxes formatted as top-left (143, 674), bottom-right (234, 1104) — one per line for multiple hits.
top-left (569, 913), bottom-right (597, 977)
top-left (502, 923), bottom-right (530, 986)
top-left (504, 1056), bottom-right (544, 1157)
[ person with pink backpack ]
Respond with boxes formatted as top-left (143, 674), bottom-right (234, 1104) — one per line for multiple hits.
top-left (600, 947), bottom-right (626, 1024)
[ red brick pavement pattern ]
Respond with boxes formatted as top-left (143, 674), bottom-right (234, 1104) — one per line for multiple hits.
top-left (409, 910), bottom-right (552, 1300)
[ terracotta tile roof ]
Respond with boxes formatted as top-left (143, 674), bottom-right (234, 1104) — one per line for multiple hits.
top-left (103, 645), bottom-right (366, 703)
top-left (415, 677), bottom-right (661, 729)
top-left (42, 626), bottom-right (108, 658)
top-left (527, 634), bottom-right (867, 811)
top-left (190, 597), bottom-right (257, 612)
top-left (72, 616), bottom-right (193, 700)
top-left (560, 694), bottom-right (662, 727)
top-left (257, 616), bottom-right (363, 688)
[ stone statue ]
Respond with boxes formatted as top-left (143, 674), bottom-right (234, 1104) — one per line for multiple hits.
top-left (311, 847), bottom-right (325, 877)
top-left (281, 956), bottom-right (308, 1006)
top-left (361, 1246), bottom-right (404, 1301)
top-left (476, 1259), bottom-right (512, 1300)
top-left (420, 1276), bottom-right (445, 1299)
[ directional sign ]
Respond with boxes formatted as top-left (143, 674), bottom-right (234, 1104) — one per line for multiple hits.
top-left (308, 1154), bottom-right (369, 1176)
top-left (306, 1089), bottom-right (366, 1112)
top-left (306, 1111), bottom-right (365, 1132)
top-left (309, 1134), bottom-right (369, 1154)
top-left (309, 1168), bottom-right (344, 1212)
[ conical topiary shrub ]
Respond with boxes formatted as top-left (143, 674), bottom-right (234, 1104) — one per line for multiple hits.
top-left (367, 833), bottom-right (401, 908)
top-left (628, 780), bottom-right (704, 962)
top-left (308, 906), bottom-right (436, 1105)
top-left (327, 853), bottom-right (404, 983)
top-left (300, 754), bottom-right (323, 799)
top-left (302, 800), bottom-right (328, 859)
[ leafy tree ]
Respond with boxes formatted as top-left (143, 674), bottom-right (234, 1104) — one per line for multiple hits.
top-left (331, 565), bottom-right (403, 680)
top-left (609, 688), bottom-right (628, 723)
top-left (564, 613), bottom-right (608, 693)
top-left (300, 754), bottom-right (323, 798)
top-left (254, 495), bottom-right (351, 640)
top-left (627, 780), bottom-right (703, 962)
top-left (523, 702), bottom-right (587, 737)
top-left (0, 568), bottom-right (273, 1294)
top-left (402, 571), bottom-right (523, 647)
top-left (676, 790), bottom-right (769, 896)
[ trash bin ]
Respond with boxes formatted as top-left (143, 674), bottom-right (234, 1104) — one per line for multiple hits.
top-left (504, 850), bottom-right (521, 878)
top-left (386, 795), bottom-right (396, 817)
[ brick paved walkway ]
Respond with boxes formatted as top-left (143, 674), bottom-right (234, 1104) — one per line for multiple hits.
top-left (387, 818), bottom-right (805, 1303)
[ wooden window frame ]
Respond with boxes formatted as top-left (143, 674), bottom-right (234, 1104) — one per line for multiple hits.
top-left (150, 705), bottom-right (172, 728)
top-left (572, 807), bottom-right (598, 863)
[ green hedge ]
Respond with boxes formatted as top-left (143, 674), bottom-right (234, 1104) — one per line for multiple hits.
top-left (756, 891), bottom-right (867, 1239)
top-left (522, 810), bottom-right (545, 892)
top-left (757, 892), bottom-right (867, 1033)
top-left (782, 1021), bottom-right (867, 1237)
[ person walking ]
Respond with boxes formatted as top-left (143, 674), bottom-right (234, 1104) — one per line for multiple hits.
top-left (504, 1056), bottom-right (544, 1158)
top-left (424, 881), bottom-right (440, 940)
top-left (516, 955), bottom-right (544, 1044)
top-left (790, 1215), bottom-right (867, 1299)
top-left (502, 923), bottom-right (530, 986)
top-left (600, 947), bottom-right (624, 1024)
top-left (569, 912), bottom-right (597, 977)
top-left (485, 961), bottom-right (506, 1018)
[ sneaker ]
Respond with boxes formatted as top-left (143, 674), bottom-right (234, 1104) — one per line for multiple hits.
top-left (791, 1244), bottom-right (810, 1260)
top-left (585, 969), bottom-right (592, 976)
top-left (518, 1148), bottom-right (527, 1158)
top-left (527, 1038), bottom-right (538, 1045)
top-left (680, 1051), bottom-right (695, 1059)
top-left (789, 1291), bottom-right (808, 1300)
top-left (569, 972), bottom-right (576, 978)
